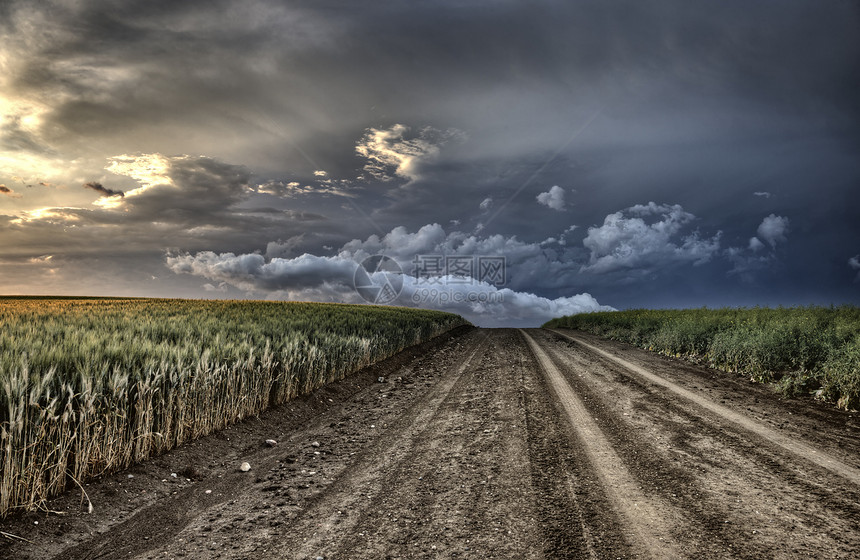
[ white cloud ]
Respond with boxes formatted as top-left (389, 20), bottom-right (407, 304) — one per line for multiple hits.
top-left (479, 197), bottom-right (493, 211)
top-left (166, 248), bottom-right (613, 326)
top-left (167, 223), bottom-right (616, 326)
top-left (756, 214), bottom-right (790, 248)
top-left (748, 236), bottom-right (765, 251)
top-left (105, 153), bottom-right (174, 194)
top-left (849, 255), bottom-right (860, 281)
top-left (726, 246), bottom-right (773, 280)
top-left (753, 191), bottom-right (771, 198)
top-left (336, 223), bottom-right (580, 292)
top-left (581, 202), bottom-right (720, 273)
top-left (402, 277), bottom-right (613, 327)
top-left (726, 215), bottom-right (790, 279)
top-left (536, 185), bottom-right (566, 211)
top-left (355, 124), bottom-right (460, 183)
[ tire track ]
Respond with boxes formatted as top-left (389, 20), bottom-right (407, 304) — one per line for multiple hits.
top-left (520, 329), bottom-right (684, 559)
top-left (325, 331), bottom-right (542, 560)
top-left (540, 328), bottom-right (860, 558)
top-left (516, 334), bottom-right (633, 559)
top-left (262, 330), bottom-right (491, 559)
top-left (551, 329), bottom-right (860, 486)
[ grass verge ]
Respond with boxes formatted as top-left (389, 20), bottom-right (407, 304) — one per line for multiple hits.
top-left (544, 306), bottom-right (860, 410)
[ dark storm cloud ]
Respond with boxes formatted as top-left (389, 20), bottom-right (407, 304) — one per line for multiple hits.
top-left (5, 0), bottom-right (856, 165)
top-left (83, 182), bottom-right (124, 198)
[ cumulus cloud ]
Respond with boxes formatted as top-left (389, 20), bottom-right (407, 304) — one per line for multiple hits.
top-left (725, 247), bottom-right (773, 280)
top-left (166, 247), bottom-right (613, 327)
top-left (536, 185), bottom-right (566, 211)
top-left (336, 222), bottom-right (584, 293)
top-left (727, 214), bottom-right (791, 279)
top-left (756, 214), bottom-right (790, 248)
top-left (748, 236), bottom-right (765, 251)
top-left (401, 277), bottom-right (613, 327)
top-left (355, 124), bottom-right (460, 183)
top-left (479, 197), bottom-right (493, 211)
top-left (849, 255), bottom-right (860, 281)
top-left (753, 191), bottom-right (772, 198)
top-left (581, 202), bottom-right (721, 274)
top-left (166, 222), bottom-right (619, 326)
top-left (83, 181), bottom-right (124, 198)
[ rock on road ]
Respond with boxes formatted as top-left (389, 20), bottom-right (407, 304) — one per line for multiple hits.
top-left (3, 328), bottom-right (860, 559)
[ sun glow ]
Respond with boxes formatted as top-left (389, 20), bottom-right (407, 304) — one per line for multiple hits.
top-left (14, 207), bottom-right (85, 224)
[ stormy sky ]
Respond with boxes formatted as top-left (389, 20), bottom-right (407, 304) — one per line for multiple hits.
top-left (1, 0), bottom-right (859, 326)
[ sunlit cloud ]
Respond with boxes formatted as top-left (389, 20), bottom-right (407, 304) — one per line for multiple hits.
top-left (105, 153), bottom-right (174, 195)
top-left (14, 207), bottom-right (86, 224)
top-left (355, 124), bottom-right (462, 183)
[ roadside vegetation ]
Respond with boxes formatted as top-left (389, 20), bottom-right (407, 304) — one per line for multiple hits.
top-left (0, 297), bottom-right (467, 516)
top-left (545, 306), bottom-right (860, 411)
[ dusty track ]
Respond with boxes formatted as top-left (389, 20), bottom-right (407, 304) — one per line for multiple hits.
top-left (2, 328), bottom-right (859, 559)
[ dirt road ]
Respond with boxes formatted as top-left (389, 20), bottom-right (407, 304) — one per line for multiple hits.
top-left (3, 328), bottom-right (860, 559)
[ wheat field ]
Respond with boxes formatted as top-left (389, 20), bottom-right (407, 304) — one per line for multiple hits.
top-left (0, 297), bottom-right (468, 516)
